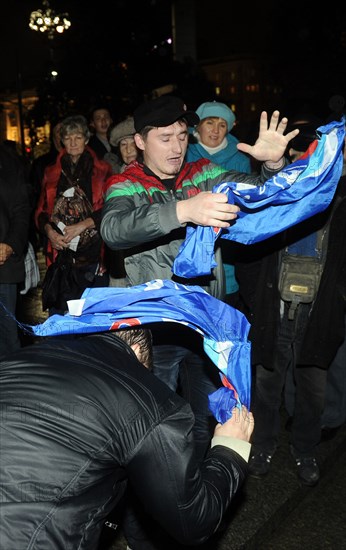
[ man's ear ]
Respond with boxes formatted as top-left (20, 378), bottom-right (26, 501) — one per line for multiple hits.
top-left (131, 343), bottom-right (140, 355)
top-left (134, 133), bottom-right (145, 152)
top-left (130, 343), bottom-right (142, 364)
top-left (130, 342), bottom-right (150, 370)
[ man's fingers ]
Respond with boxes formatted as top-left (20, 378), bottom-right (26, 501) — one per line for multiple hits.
top-left (258, 111), bottom-right (269, 133)
top-left (268, 110), bottom-right (284, 131)
top-left (286, 128), bottom-right (300, 141)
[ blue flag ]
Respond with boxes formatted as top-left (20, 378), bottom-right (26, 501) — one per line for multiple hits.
top-left (29, 279), bottom-right (251, 423)
top-left (173, 118), bottom-right (345, 277)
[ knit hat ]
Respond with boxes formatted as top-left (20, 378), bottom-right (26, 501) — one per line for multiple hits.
top-left (134, 96), bottom-right (199, 132)
top-left (196, 101), bottom-right (236, 131)
top-left (109, 117), bottom-right (135, 147)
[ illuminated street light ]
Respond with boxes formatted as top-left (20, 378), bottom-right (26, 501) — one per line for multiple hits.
top-left (29, 0), bottom-right (71, 40)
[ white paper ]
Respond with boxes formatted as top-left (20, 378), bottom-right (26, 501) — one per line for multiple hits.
top-left (67, 298), bottom-right (85, 317)
top-left (57, 221), bottom-right (80, 251)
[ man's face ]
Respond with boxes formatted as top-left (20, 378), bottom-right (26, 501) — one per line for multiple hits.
top-left (135, 120), bottom-right (189, 179)
top-left (91, 109), bottom-right (112, 135)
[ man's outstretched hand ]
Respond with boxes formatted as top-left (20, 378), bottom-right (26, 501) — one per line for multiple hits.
top-left (237, 110), bottom-right (300, 166)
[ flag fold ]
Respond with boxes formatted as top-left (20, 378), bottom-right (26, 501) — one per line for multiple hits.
top-left (29, 279), bottom-right (251, 423)
top-left (173, 118), bottom-right (345, 277)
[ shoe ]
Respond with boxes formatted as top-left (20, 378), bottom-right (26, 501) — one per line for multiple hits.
top-left (248, 451), bottom-right (273, 478)
top-left (295, 456), bottom-right (320, 486)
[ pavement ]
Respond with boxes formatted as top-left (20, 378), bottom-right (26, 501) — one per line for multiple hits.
top-left (18, 252), bottom-right (346, 550)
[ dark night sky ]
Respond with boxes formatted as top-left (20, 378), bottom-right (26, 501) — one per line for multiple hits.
top-left (0, 0), bottom-right (173, 91)
top-left (1, 0), bottom-right (346, 120)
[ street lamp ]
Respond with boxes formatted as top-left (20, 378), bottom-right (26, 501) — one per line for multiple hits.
top-left (29, 0), bottom-right (71, 40)
top-left (24, 0), bottom-right (72, 155)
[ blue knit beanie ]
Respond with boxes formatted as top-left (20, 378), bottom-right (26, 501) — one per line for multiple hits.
top-left (196, 101), bottom-right (236, 131)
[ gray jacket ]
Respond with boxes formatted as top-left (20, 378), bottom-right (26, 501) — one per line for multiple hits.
top-left (101, 158), bottom-right (274, 299)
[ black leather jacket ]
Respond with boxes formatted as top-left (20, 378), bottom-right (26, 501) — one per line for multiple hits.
top-left (0, 333), bottom-right (248, 549)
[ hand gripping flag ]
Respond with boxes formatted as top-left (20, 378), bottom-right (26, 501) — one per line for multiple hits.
top-left (28, 279), bottom-right (251, 424)
top-left (173, 118), bottom-right (345, 277)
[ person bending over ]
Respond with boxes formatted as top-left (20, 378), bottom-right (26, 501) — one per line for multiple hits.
top-left (0, 327), bottom-right (253, 550)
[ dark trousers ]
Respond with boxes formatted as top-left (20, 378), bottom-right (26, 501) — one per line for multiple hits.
top-left (152, 343), bottom-right (219, 461)
top-left (0, 283), bottom-right (20, 361)
top-left (252, 301), bottom-right (327, 457)
top-left (321, 315), bottom-right (346, 429)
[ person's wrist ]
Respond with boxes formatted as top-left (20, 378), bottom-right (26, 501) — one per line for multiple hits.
top-left (264, 158), bottom-right (285, 170)
top-left (85, 217), bottom-right (95, 230)
top-left (176, 201), bottom-right (187, 226)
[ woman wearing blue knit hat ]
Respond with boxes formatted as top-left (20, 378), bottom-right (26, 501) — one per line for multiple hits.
top-left (186, 100), bottom-right (251, 172)
top-left (186, 100), bottom-right (252, 307)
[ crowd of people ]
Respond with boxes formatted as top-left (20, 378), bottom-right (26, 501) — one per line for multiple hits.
top-left (0, 94), bottom-right (345, 550)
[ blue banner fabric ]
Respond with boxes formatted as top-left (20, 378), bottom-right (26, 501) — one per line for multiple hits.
top-left (29, 279), bottom-right (251, 423)
top-left (173, 119), bottom-right (345, 277)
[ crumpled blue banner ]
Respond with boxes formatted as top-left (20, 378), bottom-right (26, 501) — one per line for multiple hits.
top-left (28, 279), bottom-right (251, 423)
top-left (173, 118), bottom-right (345, 277)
